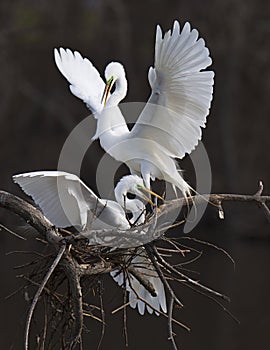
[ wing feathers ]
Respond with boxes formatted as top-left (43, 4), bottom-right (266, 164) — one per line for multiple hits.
top-left (13, 171), bottom-right (103, 228)
top-left (110, 251), bottom-right (167, 315)
top-left (54, 48), bottom-right (105, 114)
top-left (132, 21), bottom-right (214, 158)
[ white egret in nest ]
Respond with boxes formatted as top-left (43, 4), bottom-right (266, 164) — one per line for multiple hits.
top-left (13, 171), bottom-right (167, 315)
top-left (54, 20), bottom-right (214, 197)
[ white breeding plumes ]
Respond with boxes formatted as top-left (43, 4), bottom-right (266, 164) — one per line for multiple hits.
top-left (13, 171), bottom-right (166, 315)
top-left (54, 20), bottom-right (214, 196)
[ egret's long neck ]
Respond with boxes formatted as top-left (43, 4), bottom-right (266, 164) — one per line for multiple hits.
top-left (93, 77), bottom-right (129, 156)
top-left (107, 77), bottom-right (127, 108)
top-left (129, 201), bottom-right (145, 225)
top-left (114, 190), bottom-right (145, 226)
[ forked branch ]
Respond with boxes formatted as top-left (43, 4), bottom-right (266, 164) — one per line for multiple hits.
top-left (0, 181), bottom-right (270, 350)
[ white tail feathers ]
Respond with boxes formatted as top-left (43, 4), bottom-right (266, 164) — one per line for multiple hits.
top-left (110, 250), bottom-right (167, 316)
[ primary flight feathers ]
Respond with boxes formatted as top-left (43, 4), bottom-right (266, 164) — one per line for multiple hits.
top-left (13, 20), bottom-right (214, 317)
top-left (54, 21), bottom-right (214, 196)
top-left (13, 171), bottom-right (167, 315)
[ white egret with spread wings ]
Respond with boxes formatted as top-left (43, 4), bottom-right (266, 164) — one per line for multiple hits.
top-left (13, 171), bottom-right (166, 315)
top-left (54, 20), bottom-right (214, 197)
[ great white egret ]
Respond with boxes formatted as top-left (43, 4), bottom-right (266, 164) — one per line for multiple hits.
top-left (54, 20), bottom-right (214, 196)
top-left (12, 171), bottom-right (156, 230)
top-left (13, 171), bottom-right (166, 315)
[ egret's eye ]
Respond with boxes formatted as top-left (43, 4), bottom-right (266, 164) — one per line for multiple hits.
top-left (126, 192), bottom-right (136, 200)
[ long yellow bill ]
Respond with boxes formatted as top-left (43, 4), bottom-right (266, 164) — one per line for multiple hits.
top-left (101, 76), bottom-right (114, 106)
top-left (137, 185), bottom-right (164, 206)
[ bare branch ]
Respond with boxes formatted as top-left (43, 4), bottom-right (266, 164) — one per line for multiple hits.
top-left (60, 254), bottom-right (83, 350)
top-left (255, 180), bottom-right (264, 196)
top-left (97, 280), bottom-right (105, 350)
top-left (151, 245), bottom-right (230, 302)
top-left (127, 265), bottom-right (157, 297)
top-left (145, 244), bottom-right (184, 308)
top-left (1, 183), bottom-right (270, 349)
top-left (1, 188), bottom-right (270, 250)
top-left (168, 297), bottom-right (178, 350)
top-left (24, 244), bottom-right (66, 350)
top-left (0, 222), bottom-right (26, 240)
top-left (259, 202), bottom-right (270, 223)
top-left (0, 190), bottom-right (61, 244)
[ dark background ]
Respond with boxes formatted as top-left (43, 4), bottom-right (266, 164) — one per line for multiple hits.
top-left (0, 0), bottom-right (270, 349)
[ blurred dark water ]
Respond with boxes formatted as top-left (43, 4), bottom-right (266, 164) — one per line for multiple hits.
top-left (0, 0), bottom-right (270, 349)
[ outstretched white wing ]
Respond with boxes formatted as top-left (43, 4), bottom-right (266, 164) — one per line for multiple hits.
top-left (54, 48), bottom-right (105, 114)
top-left (13, 171), bottom-right (106, 228)
top-left (131, 21), bottom-right (214, 159)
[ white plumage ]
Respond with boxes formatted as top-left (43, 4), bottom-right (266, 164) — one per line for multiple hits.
top-left (111, 250), bottom-right (167, 315)
top-left (13, 171), bottom-right (166, 315)
top-left (54, 48), bottom-right (105, 114)
top-left (54, 20), bottom-right (214, 196)
top-left (13, 170), bottom-right (128, 229)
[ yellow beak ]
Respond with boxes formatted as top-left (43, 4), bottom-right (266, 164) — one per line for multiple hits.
top-left (137, 185), bottom-right (164, 206)
top-left (101, 76), bottom-right (114, 106)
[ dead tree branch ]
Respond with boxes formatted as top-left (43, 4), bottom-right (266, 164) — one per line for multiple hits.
top-left (0, 190), bottom-right (61, 244)
top-left (24, 244), bottom-right (66, 350)
top-left (0, 182), bottom-right (270, 350)
top-left (60, 255), bottom-right (83, 350)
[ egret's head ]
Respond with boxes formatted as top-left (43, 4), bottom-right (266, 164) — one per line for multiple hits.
top-left (102, 62), bottom-right (126, 106)
top-left (114, 175), bottom-right (164, 207)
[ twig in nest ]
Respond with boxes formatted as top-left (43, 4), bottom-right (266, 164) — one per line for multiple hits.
top-left (18, 275), bottom-right (65, 306)
top-left (24, 244), bottom-right (66, 350)
top-left (151, 245), bottom-right (230, 302)
top-left (168, 296), bottom-right (178, 350)
top-left (145, 243), bottom-right (185, 350)
top-left (184, 280), bottom-right (239, 323)
top-left (145, 244), bottom-right (183, 306)
top-left (0, 222), bottom-right (26, 240)
top-left (38, 298), bottom-right (48, 350)
top-left (127, 265), bottom-right (157, 297)
top-left (1, 183), bottom-right (270, 349)
top-left (123, 270), bottom-right (129, 348)
top-left (97, 280), bottom-right (105, 350)
top-left (180, 236), bottom-right (235, 268)
top-left (161, 236), bottom-right (202, 256)
top-left (60, 254), bottom-right (84, 350)
top-left (259, 202), bottom-right (270, 224)
top-left (122, 270), bottom-right (190, 332)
